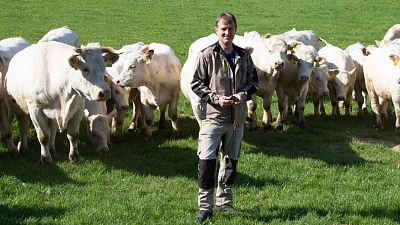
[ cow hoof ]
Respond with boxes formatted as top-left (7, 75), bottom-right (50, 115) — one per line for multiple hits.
top-left (299, 122), bottom-right (307, 129)
top-left (17, 142), bottom-right (29, 154)
top-left (98, 147), bottom-right (109, 155)
top-left (158, 122), bottom-right (166, 130)
top-left (262, 124), bottom-right (273, 132)
top-left (144, 135), bottom-right (152, 141)
top-left (248, 126), bottom-right (257, 132)
top-left (362, 108), bottom-right (368, 114)
top-left (41, 155), bottom-right (53, 164)
top-left (69, 152), bottom-right (80, 163)
top-left (275, 125), bottom-right (283, 131)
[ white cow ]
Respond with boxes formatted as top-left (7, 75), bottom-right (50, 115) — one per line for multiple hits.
top-left (363, 47), bottom-right (400, 132)
top-left (309, 58), bottom-right (338, 117)
top-left (275, 40), bottom-right (322, 129)
top-left (5, 42), bottom-right (118, 163)
top-left (318, 39), bottom-right (357, 119)
top-left (0, 37), bottom-right (30, 153)
top-left (275, 28), bottom-right (321, 50)
top-left (114, 43), bottom-right (181, 139)
top-left (38, 26), bottom-right (81, 48)
top-left (83, 99), bottom-right (115, 154)
top-left (376, 24), bottom-right (400, 47)
top-left (345, 43), bottom-right (369, 117)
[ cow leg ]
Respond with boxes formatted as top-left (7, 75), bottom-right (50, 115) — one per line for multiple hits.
top-left (28, 108), bottom-right (52, 163)
top-left (112, 109), bottom-right (127, 141)
top-left (66, 112), bottom-right (82, 163)
top-left (393, 97), bottom-right (400, 133)
top-left (275, 90), bottom-right (287, 131)
top-left (49, 120), bottom-right (57, 153)
top-left (128, 95), bottom-right (141, 131)
top-left (312, 93), bottom-right (320, 118)
top-left (246, 94), bottom-right (257, 130)
top-left (344, 89), bottom-right (354, 117)
top-left (297, 88), bottom-right (308, 128)
top-left (319, 96), bottom-right (326, 116)
top-left (381, 100), bottom-right (390, 122)
top-left (168, 94), bottom-right (179, 138)
top-left (0, 101), bottom-right (17, 153)
top-left (159, 105), bottom-right (166, 130)
top-left (362, 91), bottom-right (368, 114)
top-left (140, 103), bottom-right (153, 141)
top-left (367, 85), bottom-right (383, 129)
top-left (354, 84), bottom-right (364, 118)
top-left (16, 114), bottom-right (30, 154)
top-left (262, 94), bottom-right (273, 131)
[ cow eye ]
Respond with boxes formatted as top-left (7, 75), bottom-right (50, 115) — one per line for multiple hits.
top-left (82, 68), bottom-right (89, 73)
top-left (129, 65), bottom-right (136, 70)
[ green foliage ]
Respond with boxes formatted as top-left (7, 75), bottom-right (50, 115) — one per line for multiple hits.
top-left (1, 0), bottom-right (400, 224)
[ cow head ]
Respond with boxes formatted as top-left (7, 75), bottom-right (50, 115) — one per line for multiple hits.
top-left (310, 58), bottom-right (339, 97)
top-left (329, 67), bottom-right (356, 101)
top-left (104, 75), bottom-right (129, 111)
top-left (286, 41), bottom-right (320, 82)
top-left (114, 45), bottom-right (154, 88)
top-left (83, 109), bottom-right (115, 154)
top-left (69, 44), bottom-right (119, 101)
top-left (262, 36), bottom-right (287, 72)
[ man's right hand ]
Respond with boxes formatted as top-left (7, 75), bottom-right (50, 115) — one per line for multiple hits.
top-left (218, 96), bottom-right (235, 108)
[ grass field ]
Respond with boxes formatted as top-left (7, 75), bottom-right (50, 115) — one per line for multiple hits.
top-left (1, 0), bottom-right (400, 224)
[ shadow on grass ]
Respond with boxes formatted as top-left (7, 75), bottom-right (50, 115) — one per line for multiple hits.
top-left (0, 204), bottom-right (67, 225)
top-left (241, 112), bottom-right (382, 166)
top-left (243, 205), bottom-right (400, 224)
top-left (77, 116), bottom-right (269, 188)
top-left (0, 132), bottom-right (84, 186)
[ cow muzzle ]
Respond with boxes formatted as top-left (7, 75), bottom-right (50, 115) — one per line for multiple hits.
top-left (337, 96), bottom-right (345, 101)
top-left (274, 61), bottom-right (285, 71)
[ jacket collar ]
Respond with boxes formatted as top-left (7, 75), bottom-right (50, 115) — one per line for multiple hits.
top-left (212, 41), bottom-right (246, 57)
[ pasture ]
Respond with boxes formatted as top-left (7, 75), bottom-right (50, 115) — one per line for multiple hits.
top-left (1, 0), bottom-right (400, 224)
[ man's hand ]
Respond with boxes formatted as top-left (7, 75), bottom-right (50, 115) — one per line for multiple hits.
top-left (218, 96), bottom-right (235, 107)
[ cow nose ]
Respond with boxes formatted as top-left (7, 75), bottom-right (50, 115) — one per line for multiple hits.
top-left (299, 76), bottom-right (309, 81)
top-left (120, 105), bottom-right (129, 111)
top-left (275, 61), bottom-right (284, 70)
top-left (338, 96), bottom-right (345, 101)
top-left (116, 80), bottom-right (120, 84)
top-left (98, 89), bottom-right (111, 100)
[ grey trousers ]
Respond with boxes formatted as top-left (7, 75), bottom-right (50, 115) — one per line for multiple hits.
top-left (197, 121), bottom-right (244, 211)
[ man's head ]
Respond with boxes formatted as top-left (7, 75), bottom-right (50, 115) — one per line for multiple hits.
top-left (214, 12), bottom-right (237, 50)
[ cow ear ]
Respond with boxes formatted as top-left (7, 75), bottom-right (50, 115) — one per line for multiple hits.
top-left (287, 54), bottom-right (298, 64)
top-left (362, 48), bottom-right (369, 56)
top-left (287, 40), bottom-right (301, 51)
top-left (349, 67), bottom-right (357, 78)
top-left (101, 48), bottom-right (119, 66)
top-left (328, 69), bottom-right (339, 81)
top-left (262, 33), bottom-right (273, 39)
top-left (69, 53), bottom-right (81, 70)
top-left (375, 40), bottom-right (381, 47)
top-left (144, 49), bottom-right (154, 64)
top-left (244, 47), bottom-right (254, 55)
top-left (389, 54), bottom-right (400, 66)
top-left (314, 56), bottom-right (325, 67)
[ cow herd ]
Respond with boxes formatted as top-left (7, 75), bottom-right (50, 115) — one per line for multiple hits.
top-left (0, 24), bottom-right (400, 163)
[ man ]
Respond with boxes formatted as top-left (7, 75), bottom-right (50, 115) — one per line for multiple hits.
top-left (191, 12), bottom-right (258, 222)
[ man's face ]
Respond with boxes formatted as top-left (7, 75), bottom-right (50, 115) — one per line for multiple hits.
top-left (215, 18), bottom-right (236, 47)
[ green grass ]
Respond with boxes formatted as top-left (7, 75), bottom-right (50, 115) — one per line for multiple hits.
top-left (1, 0), bottom-right (400, 224)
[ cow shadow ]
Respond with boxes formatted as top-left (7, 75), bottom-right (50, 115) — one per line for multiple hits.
top-left (242, 113), bottom-right (373, 166)
top-left (0, 132), bottom-right (85, 186)
top-left (243, 205), bottom-right (400, 224)
top-left (0, 204), bottom-right (67, 225)
top-left (78, 115), bottom-right (270, 189)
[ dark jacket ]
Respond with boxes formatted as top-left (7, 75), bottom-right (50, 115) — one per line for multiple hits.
top-left (191, 42), bottom-right (258, 125)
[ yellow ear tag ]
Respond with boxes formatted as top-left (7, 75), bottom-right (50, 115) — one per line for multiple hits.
top-left (145, 58), bottom-right (151, 64)
top-left (105, 58), bottom-right (113, 67)
top-left (315, 61), bottom-right (320, 67)
top-left (290, 58), bottom-right (297, 64)
top-left (291, 49), bottom-right (295, 54)
top-left (394, 57), bottom-right (399, 66)
top-left (329, 74), bottom-right (336, 81)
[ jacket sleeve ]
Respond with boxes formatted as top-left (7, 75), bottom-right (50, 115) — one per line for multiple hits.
top-left (190, 53), bottom-right (220, 105)
top-left (234, 54), bottom-right (258, 102)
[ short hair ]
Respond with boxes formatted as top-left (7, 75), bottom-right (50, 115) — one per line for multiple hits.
top-left (215, 12), bottom-right (237, 30)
